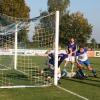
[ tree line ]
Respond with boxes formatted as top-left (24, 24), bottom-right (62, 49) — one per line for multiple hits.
top-left (0, 0), bottom-right (99, 49)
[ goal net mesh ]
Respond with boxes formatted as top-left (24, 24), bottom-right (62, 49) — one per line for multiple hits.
top-left (0, 11), bottom-right (56, 88)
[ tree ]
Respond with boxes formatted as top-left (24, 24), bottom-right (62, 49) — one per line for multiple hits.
top-left (47, 0), bottom-right (70, 15)
top-left (0, 0), bottom-right (30, 44)
top-left (91, 38), bottom-right (97, 49)
top-left (60, 12), bottom-right (93, 46)
top-left (0, 0), bottom-right (30, 18)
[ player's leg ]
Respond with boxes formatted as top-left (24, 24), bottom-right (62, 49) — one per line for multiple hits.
top-left (61, 69), bottom-right (68, 77)
top-left (76, 61), bottom-right (86, 78)
top-left (57, 67), bottom-right (61, 84)
top-left (64, 56), bottom-right (73, 71)
top-left (84, 60), bottom-right (97, 77)
top-left (62, 58), bottom-right (70, 77)
top-left (64, 58), bottom-right (69, 68)
top-left (70, 56), bottom-right (75, 73)
top-left (68, 56), bottom-right (75, 77)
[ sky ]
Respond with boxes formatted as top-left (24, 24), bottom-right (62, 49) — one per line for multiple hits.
top-left (25, 0), bottom-right (100, 43)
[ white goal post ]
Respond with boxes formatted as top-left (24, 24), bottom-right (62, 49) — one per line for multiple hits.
top-left (54, 11), bottom-right (59, 86)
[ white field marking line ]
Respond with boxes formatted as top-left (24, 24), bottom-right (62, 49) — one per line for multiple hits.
top-left (0, 85), bottom-right (51, 89)
top-left (56, 86), bottom-right (89, 100)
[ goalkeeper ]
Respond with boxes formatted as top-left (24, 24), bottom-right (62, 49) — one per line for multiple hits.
top-left (42, 51), bottom-right (54, 78)
top-left (43, 51), bottom-right (69, 83)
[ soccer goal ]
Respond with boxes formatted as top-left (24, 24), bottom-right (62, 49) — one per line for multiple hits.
top-left (0, 11), bottom-right (59, 88)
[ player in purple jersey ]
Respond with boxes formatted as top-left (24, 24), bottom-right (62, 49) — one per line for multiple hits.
top-left (57, 53), bottom-right (69, 83)
top-left (44, 51), bottom-right (69, 84)
top-left (67, 38), bottom-right (77, 55)
top-left (46, 52), bottom-right (68, 69)
top-left (65, 38), bottom-right (77, 73)
top-left (48, 52), bottom-right (54, 69)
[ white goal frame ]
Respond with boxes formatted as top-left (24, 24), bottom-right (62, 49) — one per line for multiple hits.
top-left (54, 11), bottom-right (59, 86)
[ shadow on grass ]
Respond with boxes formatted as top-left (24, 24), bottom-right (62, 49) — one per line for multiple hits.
top-left (63, 77), bottom-right (100, 88)
top-left (5, 72), bottom-right (29, 81)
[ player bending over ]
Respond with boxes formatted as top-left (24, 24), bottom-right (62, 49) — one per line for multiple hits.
top-left (43, 51), bottom-right (62, 83)
top-left (44, 51), bottom-right (69, 83)
top-left (44, 49), bottom-right (77, 83)
top-left (57, 53), bottom-right (69, 83)
top-left (47, 52), bottom-right (55, 70)
top-left (42, 51), bottom-right (55, 78)
top-left (76, 46), bottom-right (97, 78)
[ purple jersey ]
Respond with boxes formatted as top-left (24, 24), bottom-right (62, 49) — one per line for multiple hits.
top-left (58, 53), bottom-right (68, 67)
top-left (58, 53), bottom-right (68, 61)
top-left (48, 53), bottom-right (54, 65)
top-left (67, 42), bottom-right (77, 52)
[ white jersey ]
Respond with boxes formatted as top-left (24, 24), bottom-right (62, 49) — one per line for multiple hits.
top-left (76, 48), bottom-right (88, 61)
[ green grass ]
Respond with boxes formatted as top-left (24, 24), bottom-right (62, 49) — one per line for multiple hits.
top-left (0, 57), bottom-right (100, 100)
top-left (0, 56), bottom-right (53, 86)
top-left (0, 86), bottom-right (82, 100)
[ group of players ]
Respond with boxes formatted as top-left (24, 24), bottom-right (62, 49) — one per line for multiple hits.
top-left (45, 38), bottom-right (97, 83)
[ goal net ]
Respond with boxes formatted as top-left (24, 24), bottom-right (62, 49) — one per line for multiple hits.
top-left (0, 11), bottom-right (59, 88)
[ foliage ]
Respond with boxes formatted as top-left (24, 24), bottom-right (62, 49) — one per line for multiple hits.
top-left (0, 0), bottom-right (30, 18)
top-left (91, 38), bottom-right (97, 44)
top-left (60, 12), bottom-right (93, 46)
top-left (48, 0), bottom-right (70, 16)
top-left (40, 0), bottom-right (93, 47)
top-left (91, 38), bottom-right (97, 49)
top-left (0, 0), bottom-right (30, 44)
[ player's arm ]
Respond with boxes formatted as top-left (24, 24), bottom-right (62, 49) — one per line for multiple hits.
top-left (64, 60), bottom-right (68, 67)
top-left (58, 56), bottom-right (61, 61)
top-left (75, 55), bottom-right (83, 69)
top-left (68, 48), bottom-right (73, 56)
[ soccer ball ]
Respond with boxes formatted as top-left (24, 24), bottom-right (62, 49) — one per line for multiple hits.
top-left (67, 72), bottom-right (76, 78)
top-left (40, 70), bottom-right (44, 74)
top-left (47, 76), bottom-right (51, 80)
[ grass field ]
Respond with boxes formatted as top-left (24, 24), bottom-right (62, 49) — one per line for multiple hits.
top-left (0, 57), bottom-right (100, 100)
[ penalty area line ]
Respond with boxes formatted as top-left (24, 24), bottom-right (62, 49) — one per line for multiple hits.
top-left (56, 86), bottom-right (89, 100)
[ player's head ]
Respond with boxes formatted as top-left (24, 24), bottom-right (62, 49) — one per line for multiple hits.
top-left (70, 37), bottom-right (75, 43)
top-left (79, 45), bottom-right (84, 52)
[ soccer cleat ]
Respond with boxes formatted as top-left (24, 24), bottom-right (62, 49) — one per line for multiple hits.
top-left (78, 75), bottom-right (88, 79)
top-left (93, 75), bottom-right (97, 78)
top-left (83, 75), bottom-right (88, 79)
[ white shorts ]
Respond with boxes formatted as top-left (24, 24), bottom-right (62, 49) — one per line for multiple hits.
top-left (65, 56), bottom-right (75, 62)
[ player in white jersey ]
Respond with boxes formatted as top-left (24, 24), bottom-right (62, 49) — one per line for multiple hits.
top-left (76, 46), bottom-right (97, 78)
